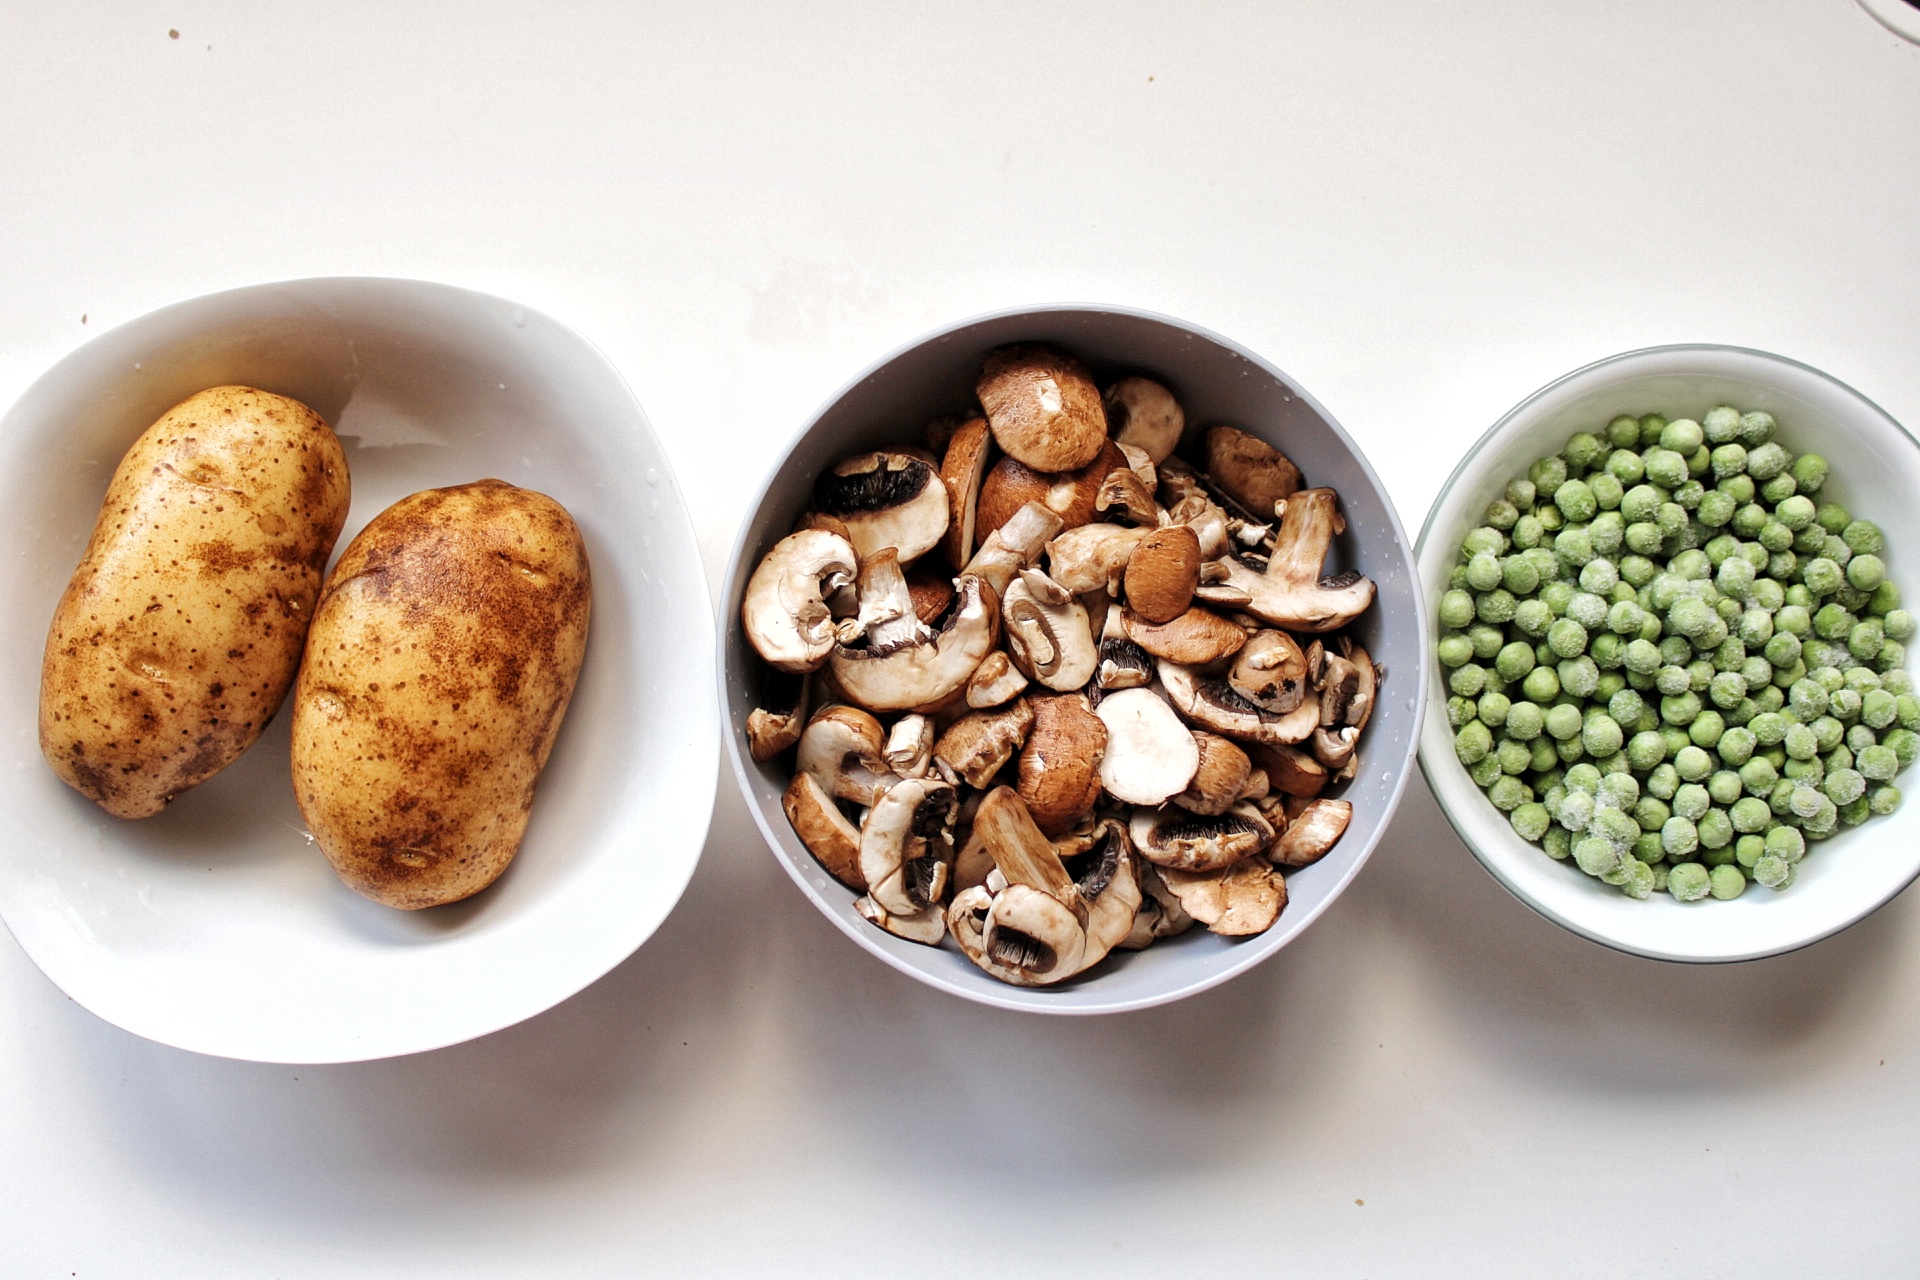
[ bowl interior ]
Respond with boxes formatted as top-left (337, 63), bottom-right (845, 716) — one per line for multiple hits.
top-left (0, 277), bottom-right (717, 1061)
top-left (1418, 345), bottom-right (1920, 962)
top-left (722, 306), bottom-right (1426, 1013)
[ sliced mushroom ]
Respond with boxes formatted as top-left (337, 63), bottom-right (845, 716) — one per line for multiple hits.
top-left (1104, 376), bottom-right (1185, 464)
top-left (1228, 630), bottom-right (1308, 714)
top-left (1096, 604), bottom-right (1153, 690)
top-left (746, 669), bottom-right (810, 761)
top-left (965, 650), bottom-right (1030, 708)
top-left (976, 442), bottom-right (1125, 538)
top-left (1129, 801), bottom-right (1276, 873)
top-left (884, 714), bottom-right (935, 778)
top-left (1212, 489), bottom-right (1375, 632)
top-left (933, 697), bottom-right (1034, 788)
top-left (1159, 659), bottom-right (1320, 745)
top-left (1120, 859), bottom-right (1195, 949)
top-left (1018, 693), bottom-right (1108, 835)
top-left (1238, 767), bottom-right (1271, 804)
top-left (1093, 465), bottom-right (1164, 527)
top-left (1114, 440), bottom-right (1158, 490)
top-left (782, 771), bottom-right (865, 891)
top-left (1248, 741), bottom-right (1330, 797)
top-left (1003, 568), bottom-right (1099, 692)
top-left (741, 528), bottom-right (860, 672)
top-left (1202, 425), bottom-right (1302, 519)
top-left (855, 895), bottom-right (947, 945)
top-left (977, 344), bottom-right (1108, 473)
top-left (859, 775), bottom-right (957, 916)
top-left (1159, 857), bottom-right (1287, 936)
top-left (830, 572), bottom-right (1000, 713)
top-left (939, 414), bottom-right (993, 571)
top-left (795, 704), bottom-right (894, 806)
top-left (1122, 525), bottom-right (1202, 625)
top-left (1045, 523), bottom-right (1149, 595)
top-left (968, 787), bottom-right (1090, 985)
top-left (952, 822), bottom-right (994, 894)
top-left (1096, 687), bottom-right (1202, 805)
top-left (1309, 725), bottom-right (1359, 770)
top-left (1173, 732), bottom-right (1253, 816)
top-left (1318, 653), bottom-right (1362, 726)
top-left (1123, 606), bottom-right (1248, 665)
top-left (1342, 639), bottom-right (1380, 732)
top-left (806, 450), bottom-right (950, 565)
top-left (963, 500), bottom-right (1066, 600)
top-left (1271, 798), bottom-right (1352, 868)
top-left (1068, 818), bottom-right (1142, 973)
top-left (904, 562), bottom-right (955, 626)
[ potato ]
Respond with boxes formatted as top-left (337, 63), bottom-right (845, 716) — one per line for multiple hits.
top-left (290, 480), bottom-right (591, 909)
top-left (39, 386), bottom-right (350, 818)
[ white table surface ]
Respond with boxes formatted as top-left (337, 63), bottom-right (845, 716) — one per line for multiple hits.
top-left (5, 3), bottom-right (1919, 1275)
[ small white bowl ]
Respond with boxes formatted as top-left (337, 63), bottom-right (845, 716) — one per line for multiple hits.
top-left (720, 304), bottom-right (1427, 1014)
top-left (0, 278), bottom-right (717, 1061)
top-left (1418, 344), bottom-right (1920, 963)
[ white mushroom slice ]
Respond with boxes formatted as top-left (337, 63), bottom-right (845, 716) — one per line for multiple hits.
top-left (1342, 639), bottom-right (1380, 732)
top-left (939, 415), bottom-right (993, 572)
top-left (855, 895), bottom-right (947, 945)
top-left (1238, 768), bottom-right (1271, 804)
top-left (1271, 798), bottom-right (1352, 868)
top-left (952, 824), bottom-right (994, 894)
top-left (1123, 606), bottom-right (1248, 666)
top-left (782, 771), bottom-right (865, 891)
top-left (973, 786), bottom-right (1082, 904)
top-left (1045, 523), bottom-right (1148, 596)
top-left (1094, 466), bottom-right (1164, 527)
top-left (1158, 660), bottom-right (1320, 746)
top-left (1249, 741), bottom-right (1330, 797)
top-left (806, 450), bottom-right (950, 565)
top-left (796, 705), bottom-right (894, 806)
top-left (741, 529), bottom-right (860, 673)
top-left (830, 574), bottom-right (1000, 713)
top-left (933, 698), bottom-right (1034, 789)
top-left (848, 548), bottom-right (931, 651)
top-left (1202, 425), bottom-right (1302, 520)
top-left (1096, 602), bottom-right (1153, 690)
top-left (1017, 693), bottom-right (1108, 835)
top-left (966, 650), bottom-right (1030, 708)
top-left (1166, 492), bottom-right (1232, 561)
top-left (1229, 631), bottom-right (1309, 715)
top-left (1113, 440), bottom-right (1158, 490)
top-left (1159, 858), bottom-right (1288, 936)
top-left (1310, 725), bottom-right (1359, 770)
top-left (859, 776), bottom-right (957, 916)
top-left (983, 884), bottom-right (1087, 985)
top-left (963, 500), bottom-right (1066, 600)
top-left (1173, 732), bottom-right (1253, 816)
top-left (1120, 859), bottom-right (1194, 949)
top-left (1096, 687), bottom-right (1201, 805)
top-left (1130, 801), bottom-right (1276, 873)
top-left (1318, 653), bottom-right (1362, 726)
top-left (1068, 819), bottom-right (1142, 974)
top-left (1104, 376), bottom-right (1185, 464)
top-left (1003, 568), bottom-right (1098, 692)
top-left (884, 714), bottom-right (935, 778)
top-left (1211, 489), bottom-right (1375, 633)
top-left (746, 669), bottom-right (810, 761)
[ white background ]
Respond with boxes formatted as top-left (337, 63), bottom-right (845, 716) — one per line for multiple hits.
top-left (4, 2), bottom-right (1919, 1275)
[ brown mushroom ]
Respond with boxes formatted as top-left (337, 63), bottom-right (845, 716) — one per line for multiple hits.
top-left (855, 895), bottom-right (947, 945)
top-left (976, 441), bottom-right (1125, 539)
top-left (1123, 606), bottom-right (1248, 665)
top-left (1248, 741), bottom-right (1330, 797)
top-left (1120, 858), bottom-right (1195, 949)
top-left (1095, 603), bottom-right (1154, 690)
top-left (1104, 376), bottom-right (1185, 464)
top-left (1270, 798), bottom-right (1351, 868)
top-left (1174, 732), bottom-right (1252, 816)
top-left (1158, 660), bottom-right (1320, 746)
top-left (741, 528), bottom-right (860, 673)
top-left (1018, 693), bottom-right (1108, 835)
top-left (1211, 489), bottom-right (1375, 632)
top-left (1202, 425), bottom-right (1302, 519)
top-left (859, 775), bottom-right (957, 917)
top-left (1158, 857), bottom-right (1288, 936)
top-left (904, 562), bottom-right (955, 627)
top-left (1002, 568), bottom-right (1099, 692)
top-left (965, 650), bottom-right (1030, 708)
top-left (933, 697), bottom-right (1035, 789)
top-left (1122, 525), bottom-right (1202, 625)
top-left (1046, 523), bottom-right (1150, 595)
top-left (795, 704), bottom-right (894, 806)
top-left (1228, 630), bottom-right (1309, 714)
top-left (963, 500), bottom-right (1065, 600)
top-left (884, 714), bottom-right (936, 779)
top-left (976, 344), bottom-right (1108, 473)
top-left (1129, 801), bottom-right (1276, 873)
top-left (939, 414), bottom-right (993, 572)
top-left (830, 566), bottom-right (1001, 714)
top-left (1093, 465), bottom-right (1164, 527)
top-left (805, 450), bottom-right (951, 565)
top-left (1096, 687), bottom-right (1202, 806)
top-left (746, 669), bottom-right (810, 761)
top-left (782, 771), bottom-right (865, 891)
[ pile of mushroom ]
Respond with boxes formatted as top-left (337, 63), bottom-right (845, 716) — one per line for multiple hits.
top-left (743, 342), bottom-right (1383, 987)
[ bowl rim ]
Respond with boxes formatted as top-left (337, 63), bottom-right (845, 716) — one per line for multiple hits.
top-left (0, 274), bottom-right (719, 1061)
top-left (717, 300), bottom-right (1427, 1013)
top-left (1415, 341), bottom-right (1920, 964)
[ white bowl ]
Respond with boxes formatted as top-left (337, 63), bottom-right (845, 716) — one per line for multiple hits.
top-left (720, 305), bottom-right (1427, 1013)
top-left (1418, 344), bottom-right (1920, 963)
top-left (0, 278), bottom-right (717, 1062)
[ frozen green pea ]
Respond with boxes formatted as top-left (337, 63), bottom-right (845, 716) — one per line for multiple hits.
top-left (1815, 501), bottom-right (1851, 534)
top-left (1661, 817), bottom-right (1700, 859)
top-left (1644, 448), bottom-right (1689, 490)
top-left (1583, 714), bottom-right (1624, 758)
top-left (1521, 666), bottom-right (1561, 702)
top-left (1740, 756), bottom-right (1779, 795)
top-left (1689, 710), bottom-right (1726, 749)
top-left (1661, 691), bottom-right (1703, 727)
top-left (1762, 825), bottom-right (1805, 864)
top-left (1590, 633), bottom-right (1627, 671)
top-left (1804, 793), bottom-right (1840, 836)
top-left (1484, 499), bottom-right (1520, 531)
top-left (1438, 635), bottom-right (1475, 668)
top-left (1659, 418), bottom-right (1704, 453)
top-left (1715, 557), bottom-right (1755, 600)
top-left (1573, 837), bottom-right (1620, 878)
top-left (1530, 737), bottom-right (1561, 772)
top-left (1544, 703), bottom-right (1584, 742)
top-left (1567, 592), bottom-right (1610, 630)
top-left (1513, 598), bottom-right (1553, 638)
top-left (1884, 610), bottom-right (1916, 643)
top-left (1562, 431), bottom-right (1607, 470)
top-left (1495, 739), bottom-right (1532, 778)
top-left (1591, 806), bottom-right (1640, 849)
top-left (1589, 473), bottom-right (1625, 512)
top-left (1622, 638), bottom-right (1662, 675)
top-left (1673, 781), bottom-right (1711, 820)
top-left (1478, 690), bottom-right (1514, 728)
top-left (1708, 864), bottom-right (1747, 900)
top-left (1510, 803), bottom-right (1552, 841)
top-left (1702, 406), bottom-right (1742, 444)
top-left (1842, 520), bottom-right (1885, 556)
top-left (1454, 720), bottom-right (1493, 765)
top-left (1559, 657), bottom-right (1600, 698)
top-left (1507, 477), bottom-right (1538, 509)
top-left (1730, 796), bottom-right (1771, 833)
top-left (1557, 790), bottom-right (1596, 833)
top-left (1775, 493), bottom-right (1816, 531)
top-left (1673, 748), bottom-right (1713, 786)
top-left (1861, 687), bottom-right (1898, 730)
top-left (1464, 553), bottom-right (1503, 592)
top-left (1824, 768), bottom-right (1867, 806)
top-left (1697, 809), bottom-right (1734, 849)
top-left (1753, 854), bottom-right (1793, 889)
top-left (1625, 521), bottom-right (1665, 555)
top-left (1512, 515), bottom-right (1544, 549)
top-left (1539, 506), bottom-right (1565, 532)
top-left (1500, 554), bottom-right (1541, 595)
top-left (1707, 770), bottom-right (1743, 806)
top-left (1450, 664), bottom-right (1489, 697)
top-left (1438, 588), bottom-right (1476, 629)
top-left (1730, 502), bottom-right (1768, 538)
top-left (1554, 480), bottom-right (1597, 523)
top-left (1708, 670), bottom-right (1748, 709)
top-left (1633, 795), bottom-right (1671, 832)
top-left (1667, 860), bottom-right (1711, 900)
top-left (1897, 693), bottom-right (1920, 729)
top-left (1784, 755), bottom-right (1826, 787)
top-left (1606, 688), bottom-right (1646, 725)
top-left (1735, 833), bottom-right (1767, 868)
top-left (1845, 721), bottom-right (1876, 752)
top-left (1642, 762), bottom-right (1678, 800)
top-left (1709, 442), bottom-right (1748, 479)
top-left (1775, 605), bottom-right (1812, 639)
top-left (1792, 454), bottom-right (1829, 494)
top-left (1504, 701), bottom-right (1546, 742)
top-left (1718, 726), bottom-right (1758, 768)
top-left (1546, 619), bottom-right (1587, 659)
top-left (1813, 603), bottom-right (1854, 641)
top-left (1476, 589), bottom-right (1518, 625)
top-left (1858, 743), bottom-right (1899, 781)
top-left (1793, 526), bottom-right (1829, 558)
top-left (1623, 730), bottom-right (1666, 771)
top-left (1750, 578), bottom-right (1787, 612)
top-left (1621, 485), bottom-right (1663, 524)
top-left (1789, 678), bottom-right (1830, 720)
top-left (1870, 784), bottom-right (1903, 816)
top-left (1788, 784), bottom-right (1827, 821)
top-left (1759, 520), bottom-right (1795, 554)
top-left (1564, 763), bottom-right (1601, 793)
top-left (1488, 775), bottom-right (1530, 811)
top-left (1492, 642), bottom-right (1535, 683)
top-left (1783, 723), bottom-right (1819, 760)
top-left (1848, 554), bottom-right (1886, 592)
top-left (1840, 796), bottom-right (1872, 826)
top-left (1578, 558), bottom-right (1619, 595)
top-left (1462, 526), bottom-right (1508, 557)
top-left (1543, 826), bottom-right (1574, 860)
top-left (1880, 639), bottom-right (1907, 670)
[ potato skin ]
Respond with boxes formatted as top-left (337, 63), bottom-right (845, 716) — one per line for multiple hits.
top-left (39, 386), bottom-right (350, 818)
top-left (290, 480), bottom-right (591, 909)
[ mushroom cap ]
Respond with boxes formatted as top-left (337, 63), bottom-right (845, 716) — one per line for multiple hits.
top-left (1220, 488), bottom-right (1375, 633)
top-left (1046, 523), bottom-right (1149, 595)
top-left (1271, 797), bottom-right (1352, 868)
top-left (858, 775), bottom-right (957, 916)
top-left (742, 528), bottom-right (859, 672)
top-left (1122, 524), bottom-right (1202, 625)
top-left (933, 697), bottom-right (1034, 789)
top-left (1174, 731), bottom-right (1253, 816)
top-left (1018, 693), bottom-right (1108, 835)
top-left (1249, 741), bottom-right (1330, 797)
top-left (1104, 376), bottom-right (1185, 464)
top-left (1123, 606), bottom-right (1248, 665)
top-left (976, 442), bottom-right (1125, 540)
top-left (782, 770), bottom-right (865, 891)
top-left (1095, 687), bottom-right (1202, 806)
top-left (795, 704), bottom-right (894, 806)
top-left (1228, 630), bottom-right (1309, 714)
top-left (939, 415), bottom-right (993, 572)
top-left (808, 451), bottom-right (951, 566)
top-left (977, 343), bottom-right (1109, 473)
top-left (1159, 857), bottom-right (1288, 936)
top-left (1129, 801), bottom-right (1276, 873)
top-left (830, 574), bottom-right (1000, 713)
top-left (1159, 659), bottom-right (1320, 745)
top-left (1202, 425), bottom-right (1302, 520)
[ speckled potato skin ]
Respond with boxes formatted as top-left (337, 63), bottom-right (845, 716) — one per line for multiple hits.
top-left (290, 480), bottom-right (591, 909)
top-left (39, 386), bottom-right (350, 819)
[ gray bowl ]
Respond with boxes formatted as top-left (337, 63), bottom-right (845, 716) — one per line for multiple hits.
top-left (719, 305), bottom-right (1428, 1013)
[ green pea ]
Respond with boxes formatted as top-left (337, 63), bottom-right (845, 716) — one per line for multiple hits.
top-left (1659, 418), bottom-right (1704, 453)
top-left (1505, 701), bottom-right (1546, 741)
top-left (1674, 747), bottom-right (1714, 784)
top-left (1559, 657), bottom-right (1600, 698)
top-left (1488, 775), bottom-right (1530, 810)
top-left (1644, 448), bottom-right (1689, 490)
top-left (1843, 520), bottom-right (1885, 556)
top-left (1747, 440), bottom-right (1790, 479)
top-left (1740, 411), bottom-right (1777, 447)
top-left (1858, 744), bottom-right (1899, 781)
top-left (1707, 770), bottom-right (1743, 806)
top-left (1717, 726), bottom-right (1757, 768)
top-left (1476, 589), bottom-right (1518, 625)
top-left (1464, 552), bottom-right (1502, 592)
top-left (1454, 720), bottom-right (1493, 765)
top-left (1708, 864), bottom-right (1748, 900)
top-left (1753, 853), bottom-right (1793, 889)
top-left (1815, 501), bottom-right (1851, 535)
top-left (1543, 827), bottom-right (1574, 859)
top-left (1583, 715), bottom-right (1624, 758)
top-left (1739, 756), bottom-right (1779, 795)
top-left (1437, 589), bottom-right (1476, 629)
top-left (1521, 666), bottom-right (1561, 702)
top-left (1870, 784), bottom-right (1903, 816)
top-left (1852, 619), bottom-right (1888, 663)
top-left (1735, 833), bottom-right (1767, 868)
top-left (1792, 454), bottom-right (1829, 495)
top-left (1697, 809), bottom-right (1734, 849)
top-left (1759, 475), bottom-right (1798, 508)
top-left (1510, 803), bottom-right (1552, 841)
top-left (1479, 691), bottom-right (1514, 729)
top-left (1667, 860), bottom-right (1711, 900)
top-left (1729, 796), bottom-right (1771, 833)
top-left (1885, 610), bottom-right (1915, 642)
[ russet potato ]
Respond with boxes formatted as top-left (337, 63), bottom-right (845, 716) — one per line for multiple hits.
top-left (39, 386), bottom-right (350, 818)
top-left (290, 480), bottom-right (591, 909)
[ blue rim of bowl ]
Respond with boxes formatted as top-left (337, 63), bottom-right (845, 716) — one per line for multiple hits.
top-left (717, 301), bottom-right (1429, 1013)
top-left (1415, 342), bottom-right (1920, 963)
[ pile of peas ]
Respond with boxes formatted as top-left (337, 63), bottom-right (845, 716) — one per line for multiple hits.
top-left (1440, 407), bottom-right (1920, 902)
